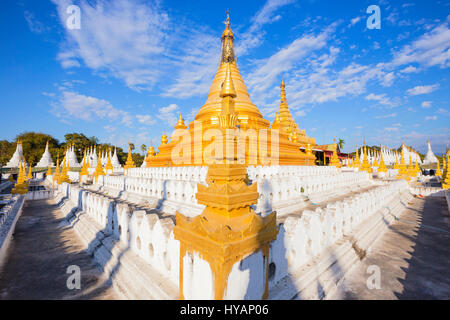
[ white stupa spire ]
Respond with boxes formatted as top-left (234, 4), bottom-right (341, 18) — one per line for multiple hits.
top-left (4, 140), bottom-right (27, 168)
top-left (111, 147), bottom-right (121, 167)
top-left (423, 140), bottom-right (438, 164)
top-left (35, 141), bottom-right (54, 167)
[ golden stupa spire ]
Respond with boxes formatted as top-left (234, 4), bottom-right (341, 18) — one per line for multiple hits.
top-left (436, 161), bottom-right (442, 177)
top-left (353, 145), bottom-right (360, 168)
top-left (220, 62), bottom-right (237, 98)
top-left (93, 151), bottom-right (105, 183)
top-left (442, 155), bottom-right (450, 189)
top-left (221, 9), bottom-right (235, 63)
top-left (195, 11), bottom-right (267, 127)
top-left (9, 168), bottom-right (15, 182)
top-left (174, 113), bottom-right (187, 130)
top-left (105, 148), bottom-right (113, 173)
top-left (124, 143), bottom-right (136, 175)
top-left (378, 145), bottom-right (387, 174)
top-left (26, 162), bottom-right (33, 180)
top-left (12, 160), bottom-right (28, 194)
top-left (218, 62), bottom-right (239, 130)
top-left (280, 78), bottom-right (287, 106)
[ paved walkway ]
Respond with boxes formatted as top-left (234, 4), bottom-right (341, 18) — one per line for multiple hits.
top-left (328, 195), bottom-right (450, 299)
top-left (0, 199), bottom-right (117, 300)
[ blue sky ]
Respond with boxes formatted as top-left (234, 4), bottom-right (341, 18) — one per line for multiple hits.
top-left (0, 0), bottom-right (449, 154)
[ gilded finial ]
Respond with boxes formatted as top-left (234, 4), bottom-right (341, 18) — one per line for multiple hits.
top-left (175, 113), bottom-right (187, 130)
top-left (220, 62), bottom-right (237, 98)
top-left (221, 10), bottom-right (235, 63)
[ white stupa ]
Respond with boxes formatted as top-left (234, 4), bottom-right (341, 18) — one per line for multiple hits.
top-left (35, 141), bottom-right (54, 167)
top-left (4, 141), bottom-right (28, 168)
top-left (423, 140), bottom-right (438, 164)
top-left (89, 146), bottom-right (98, 167)
top-left (111, 148), bottom-right (121, 167)
top-left (401, 144), bottom-right (422, 165)
top-left (65, 144), bottom-right (81, 167)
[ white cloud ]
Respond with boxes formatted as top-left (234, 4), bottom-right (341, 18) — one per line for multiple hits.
top-left (407, 84), bottom-right (439, 95)
top-left (156, 104), bottom-right (179, 126)
top-left (52, 0), bottom-right (170, 91)
top-left (350, 16), bottom-right (362, 26)
top-left (425, 115), bottom-right (438, 120)
top-left (375, 113), bottom-right (397, 119)
top-left (247, 24), bottom-right (335, 97)
top-left (421, 101), bottom-right (432, 108)
top-left (236, 0), bottom-right (295, 56)
top-left (136, 114), bottom-right (156, 126)
top-left (385, 127), bottom-right (400, 132)
top-left (365, 93), bottom-right (398, 107)
top-left (391, 22), bottom-right (450, 69)
top-left (437, 108), bottom-right (449, 115)
top-left (24, 11), bottom-right (47, 34)
top-left (400, 65), bottom-right (420, 73)
top-left (50, 89), bottom-right (133, 127)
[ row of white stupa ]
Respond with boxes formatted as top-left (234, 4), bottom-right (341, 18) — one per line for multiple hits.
top-left (3, 140), bottom-right (441, 168)
top-left (3, 141), bottom-right (122, 168)
top-left (358, 141), bottom-right (439, 166)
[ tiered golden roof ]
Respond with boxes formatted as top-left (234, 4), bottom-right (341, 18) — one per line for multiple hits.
top-left (272, 79), bottom-right (316, 146)
top-left (146, 14), bottom-right (317, 167)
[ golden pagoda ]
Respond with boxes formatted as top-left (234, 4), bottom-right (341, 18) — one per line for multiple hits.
top-left (26, 163), bottom-right (33, 181)
top-left (8, 168), bottom-right (15, 182)
top-left (393, 154), bottom-right (400, 170)
top-left (414, 159), bottom-right (420, 176)
top-left (144, 146), bottom-right (157, 167)
top-left (271, 79), bottom-right (316, 146)
top-left (407, 155), bottom-right (416, 179)
top-left (396, 145), bottom-right (410, 181)
top-left (378, 147), bottom-right (387, 174)
top-left (93, 152), bottom-right (105, 183)
top-left (372, 151), bottom-right (379, 168)
top-left (443, 156), bottom-right (447, 174)
top-left (329, 141), bottom-right (341, 168)
top-left (53, 153), bottom-right (61, 182)
top-left (80, 150), bottom-right (89, 181)
top-left (352, 145), bottom-right (360, 168)
top-left (360, 145), bottom-right (372, 174)
top-left (123, 144), bottom-right (135, 175)
top-left (12, 160), bottom-right (28, 195)
top-left (105, 148), bottom-right (114, 174)
top-left (442, 155), bottom-right (450, 189)
top-left (174, 64), bottom-right (278, 299)
top-left (46, 162), bottom-right (52, 177)
top-left (436, 161), bottom-right (442, 177)
top-left (57, 158), bottom-right (71, 184)
top-left (146, 13), bottom-right (317, 167)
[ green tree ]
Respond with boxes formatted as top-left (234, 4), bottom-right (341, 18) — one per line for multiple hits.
top-left (338, 138), bottom-right (345, 150)
top-left (63, 133), bottom-right (99, 162)
top-left (132, 153), bottom-right (144, 167)
top-left (141, 144), bottom-right (147, 155)
top-left (0, 140), bottom-right (15, 167)
top-left (16, 132), bottom-right (59, 167)
top-left (129, 143), bottom-right (135, 152)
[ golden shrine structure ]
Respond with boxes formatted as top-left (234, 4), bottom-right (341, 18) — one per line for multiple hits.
top-left (145, 14), bottom-right (316, 167)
